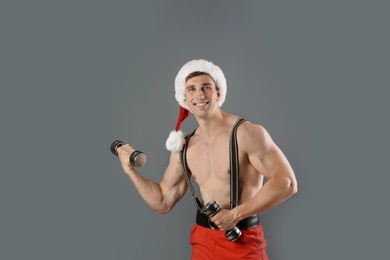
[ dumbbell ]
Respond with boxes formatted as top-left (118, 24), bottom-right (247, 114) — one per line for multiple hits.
top-left (202, 201), bottom-right (242, 242)
top-left (110, 140), bottom-right (147, 168)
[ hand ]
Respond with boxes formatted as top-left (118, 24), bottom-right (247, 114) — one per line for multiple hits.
top-left (210, 208), bottom-right (239, 231)
top-left (116, 143), bottom-right (136, 174)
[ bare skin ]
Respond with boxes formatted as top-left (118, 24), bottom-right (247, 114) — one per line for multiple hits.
top-left (117, 74), bottom-right (297, 231)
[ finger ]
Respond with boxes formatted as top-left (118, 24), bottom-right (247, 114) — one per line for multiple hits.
top-left (117, 144), bottom-right (134, 153)
top-left (211, 217), bottom-right (220, 226)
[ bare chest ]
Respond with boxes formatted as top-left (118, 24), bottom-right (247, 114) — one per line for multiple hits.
top-left (186, 135), bottom-right (231, 184)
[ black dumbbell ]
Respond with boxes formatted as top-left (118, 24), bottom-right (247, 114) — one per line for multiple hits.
top-left (202, 201), bottom-right (242, 242)
top-left (110, 140), bottom-right (147, 168)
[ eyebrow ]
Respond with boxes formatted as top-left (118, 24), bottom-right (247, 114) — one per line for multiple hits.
top-left (186, 83), bottom-right (212, 89)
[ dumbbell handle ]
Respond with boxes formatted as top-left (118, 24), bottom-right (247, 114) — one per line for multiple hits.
top-left (202, 201), bottom-right (242, 242)
top-left (110, 140), bottom-right (147, 168)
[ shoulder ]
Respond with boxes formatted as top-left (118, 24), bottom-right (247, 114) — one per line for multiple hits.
top-left (165, 150), bottom-right (186, 176)
top-left (237, 120), bottom-right (269, 139)
top-left (169, 150), bottom-right (181, 162)
top-left (237, 120), bottom-right (274, 153)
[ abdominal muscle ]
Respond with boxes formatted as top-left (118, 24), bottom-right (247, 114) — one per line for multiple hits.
top-left (194, 164), bottom-right (264, 209)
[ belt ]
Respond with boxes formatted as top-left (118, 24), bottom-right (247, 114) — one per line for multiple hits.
top-left (196, 210), bottom-right (260, 230)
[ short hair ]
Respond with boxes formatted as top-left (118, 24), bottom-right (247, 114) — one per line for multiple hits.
top-left (185, 71), bottom-right (219, 89)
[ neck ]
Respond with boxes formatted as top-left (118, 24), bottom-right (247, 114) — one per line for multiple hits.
top-left (194, 110), bottom-right (227, 139)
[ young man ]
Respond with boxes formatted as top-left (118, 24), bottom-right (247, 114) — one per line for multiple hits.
top-left (116, 59), bottom-right (297, 259)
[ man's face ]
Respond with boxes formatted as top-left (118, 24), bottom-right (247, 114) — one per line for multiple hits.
top-left (184, 74), bottom-right (220, 117)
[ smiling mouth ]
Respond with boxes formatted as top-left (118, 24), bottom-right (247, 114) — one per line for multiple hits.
top-left (194, 101), bottom-right (209, 107)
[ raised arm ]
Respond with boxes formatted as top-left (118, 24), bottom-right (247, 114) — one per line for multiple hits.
top-left (117, 144), bottom-right (187, 214)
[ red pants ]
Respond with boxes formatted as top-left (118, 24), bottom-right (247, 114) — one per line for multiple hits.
top-left (190, 224), bottom-right (269, 260)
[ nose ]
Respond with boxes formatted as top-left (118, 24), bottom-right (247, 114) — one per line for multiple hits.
top-left (196, 88), bottom-right (205, 98)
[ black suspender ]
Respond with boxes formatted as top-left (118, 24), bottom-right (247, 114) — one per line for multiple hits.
top-left (229, 117), bottom-right (246, 209)
top-left (180, 129), bottom-right (203, 211)
top-left (179, 117), bottom-right (247, 210)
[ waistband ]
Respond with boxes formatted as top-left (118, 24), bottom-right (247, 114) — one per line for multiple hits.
top-left (196, 210), bottom-right (260, 230)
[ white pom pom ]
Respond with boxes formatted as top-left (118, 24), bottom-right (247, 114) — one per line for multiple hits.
top-left (166, 130), bottom-right (185, 153)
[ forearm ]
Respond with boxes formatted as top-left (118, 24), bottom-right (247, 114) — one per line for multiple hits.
top-left (125, 169), bottom-right (170, 214)
top-left (233, 176), bottom-right (297, 221)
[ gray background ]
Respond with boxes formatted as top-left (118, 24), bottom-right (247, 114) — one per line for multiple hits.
top-left (1, 1), bottom-right (389, 259)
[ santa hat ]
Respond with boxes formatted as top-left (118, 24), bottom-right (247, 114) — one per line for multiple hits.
top-left (165, 59), bottom-right (227, 152)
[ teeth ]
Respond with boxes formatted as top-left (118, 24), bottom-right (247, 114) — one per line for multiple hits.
top-left (195, 102), bottom-right (207, 107)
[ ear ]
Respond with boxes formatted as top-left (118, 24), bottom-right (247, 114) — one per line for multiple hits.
top-left (184, 97), bottom-right (189, 106)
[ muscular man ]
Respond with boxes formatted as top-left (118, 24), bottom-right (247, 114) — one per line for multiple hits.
top-left (116, 59), bottom-right (297, 259)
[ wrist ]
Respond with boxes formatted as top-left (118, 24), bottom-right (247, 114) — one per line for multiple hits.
top-left (124, 167), bottom-right (137, 177)
top-left (232, 204), bottom-right (256, 222)
top-left (231, 207), bottom-right (245, 222)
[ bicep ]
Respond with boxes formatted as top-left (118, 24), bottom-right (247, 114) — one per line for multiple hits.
top-left (159, 152), bottom-right (188, 205)
top-left (244, 124), bottom-right (294, 181)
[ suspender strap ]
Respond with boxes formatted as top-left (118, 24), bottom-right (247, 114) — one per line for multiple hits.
top-left (230, 117), bottom-right (247, 209)
top-left (179, 130), bottom-right (203, 211)
top-left (179, 117), bottom-right (247, 211)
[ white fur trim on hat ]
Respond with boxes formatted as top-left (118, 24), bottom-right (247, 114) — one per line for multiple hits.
top-left (174, 59), bottom-right (227, 110)
top-left (165, 106), bottom-right (190, 153)
top-left (165, 130), bottom-right (185, 153)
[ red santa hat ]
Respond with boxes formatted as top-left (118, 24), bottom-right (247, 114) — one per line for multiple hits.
top-left (165, 59), bottom-right (227, 152)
